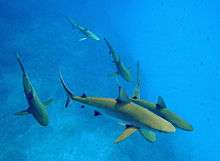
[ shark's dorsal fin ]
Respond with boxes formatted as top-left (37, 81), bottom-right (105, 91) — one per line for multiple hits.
top-left (116, 86), bottom-right (130, 104)
top-left (139, 129), bottom-right (156, 143)
top-left (43, 98), bottom-right (53, 107)
top-left (156, 96), bottom-right (167, 110)
top-left (81, 93), bottom-right (87, 98)
top-left (114, 127), bottom-right (137, 144)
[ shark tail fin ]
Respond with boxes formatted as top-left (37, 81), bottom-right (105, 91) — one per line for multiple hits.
top-left (59, 72), bottom-right (75, 108)
top-left (103, 38), bottom-right (120, 62)
top-left (132, 61), bottom-right (141, 99)
top-left (16, 53), bottom-right (26, 75)
top-left (65, 16), bottom-right (77, 27)
top-left (103, 38), bottom-right (112, 53)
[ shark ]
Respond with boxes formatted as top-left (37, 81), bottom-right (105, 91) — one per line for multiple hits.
top-left (60, 73), bottom-right (176, 143)
top-left (104, 38), bottom-right (132, 82)
top-left (131, 63), bottom-right (193, 131)
top-left (15, 54), bottom-right (53, 126)
top-left (66, 17), bottom-right (100, 41)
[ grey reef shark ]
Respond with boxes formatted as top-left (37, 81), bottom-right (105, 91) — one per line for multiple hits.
top-left (66, 17), bottom-right (100, 41)
top-left (104, 38), bottom-right (132, 82)
top-left (131, 62), bottom-right (193, 131)
top-left (15, 54), bottom-right (53, 126)
top-left (60, 72), bottom-right (176, 144)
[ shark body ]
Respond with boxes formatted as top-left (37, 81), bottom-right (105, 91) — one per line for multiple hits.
top-left (131, 97), bottom-right (193, 131)
top-left (15, 54), bottom-right (52, 126)
top-left (131, 63), bottom-right (193, 131)
top-left (66, 17), bottom-right (100, 41)
top-left (104, 38), bottom-right (132, 82)
top-left (60, 73), bottom-right (175, 143)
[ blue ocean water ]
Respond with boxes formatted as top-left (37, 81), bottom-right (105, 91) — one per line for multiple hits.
top-left (0, 0), bottom-right (219, 161)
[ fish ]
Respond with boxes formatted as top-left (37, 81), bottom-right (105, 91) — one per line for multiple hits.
top-left (66, 17), bottom-right (100, 41)
top-left (15, 54), bottom-right (53, 126)
top-left (131, 63), bottom-right (193, 131)
top-left (59, 72), bottom-right (175, 143)
top-left (104, 38), bottom-right (132, 82)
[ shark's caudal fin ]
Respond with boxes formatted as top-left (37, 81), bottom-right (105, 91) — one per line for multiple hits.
top-left (16, 53), bottom-right (26, 75)
top-left (103, 38), bottom-right (113, 54)
top-left (132, 61), bottom-right (141, 99)
top-left (59, 72), bottom-right (75, 108)
top-left (65, 16), bottom-right (79, 28)
top-left (103, 38), bottom-right (120, 62)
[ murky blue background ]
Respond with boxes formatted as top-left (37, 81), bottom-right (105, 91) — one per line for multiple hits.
top-left (0, 0), bottom-right (219, 161)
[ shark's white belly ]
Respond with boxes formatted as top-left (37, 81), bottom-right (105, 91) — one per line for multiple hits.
top-left (94, 107), bottom-right (144, 128)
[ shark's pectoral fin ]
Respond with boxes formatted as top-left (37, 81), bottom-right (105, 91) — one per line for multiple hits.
top-left (116, 86), bottom-right (131, 104)
top-left (79, 37), bottom-right (87, 41)
top-left (139, 129), bottom-right (156, 143)
top-left (65, 96), bottom-right (71, 108)
top-left (114, 127), bottom-right (137, 144)
top-left (108, 72), bottom-right (118, 78)
top-left (94, 110), bottom-right (102, 116)
top-left (15, 109), bottom-right (31, 116)
top-left (43, 98), bottom-right (53, 107)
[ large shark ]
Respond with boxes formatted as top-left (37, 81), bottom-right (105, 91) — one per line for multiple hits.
top-left (131, 63), bottom-right (193, 131)
top-left (60, 73), bottom-right (176, 143)
top-left (104, 38), bottom-right (132, 82)
top-left (66, 17), bottom-right (100, 41)
top-left (15, 54), bottom-right (53, 126)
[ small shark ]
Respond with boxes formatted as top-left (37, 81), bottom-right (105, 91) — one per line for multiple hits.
top-left (15, 54), bottom-right (53, 126)
top-left (131, 63), bottom-right (193, 131)
top-left (60, 73), bottom-right (175, 143)
top-left (66, 17), bottom-right (100, 41)
top-left (104, 38), bottom-right (132, 82)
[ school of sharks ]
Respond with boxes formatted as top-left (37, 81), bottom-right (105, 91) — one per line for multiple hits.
top-left (14, 17), bottom-right (193, 144)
